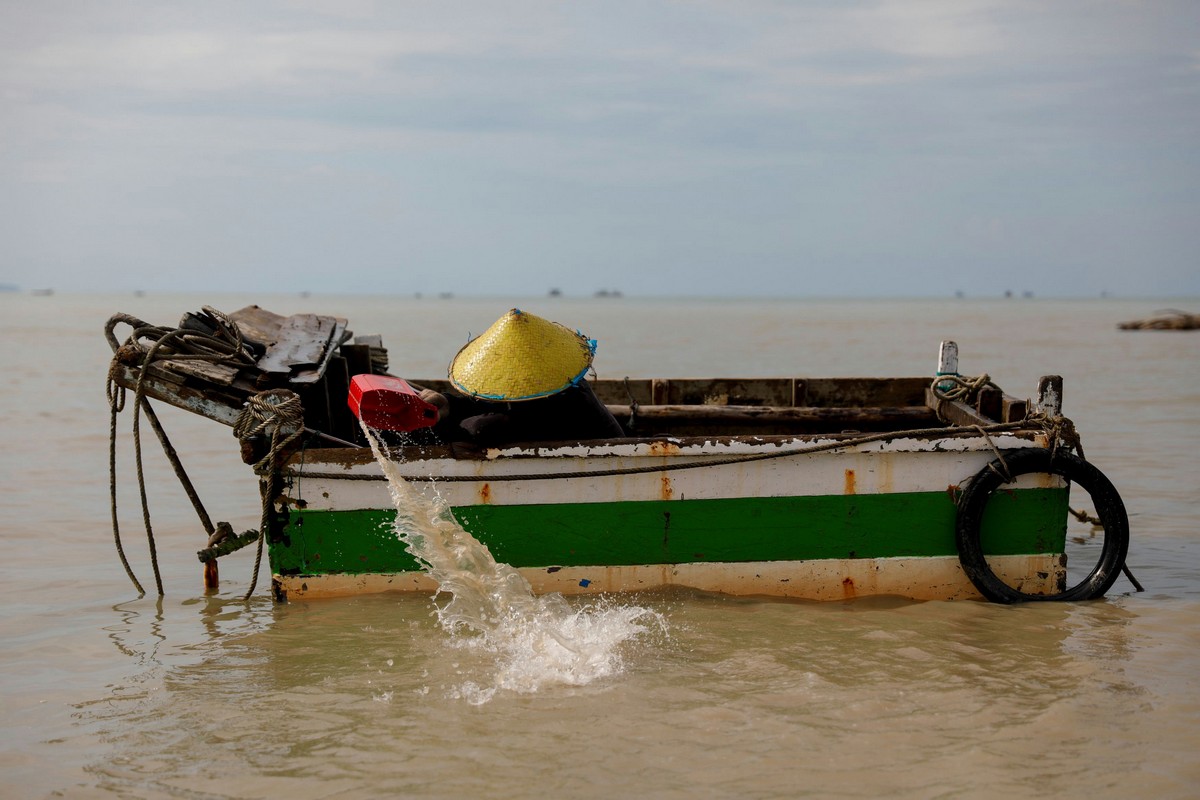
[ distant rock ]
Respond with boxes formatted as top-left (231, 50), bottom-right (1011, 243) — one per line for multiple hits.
top-left (1118, 310), bottom-right (1199, 331)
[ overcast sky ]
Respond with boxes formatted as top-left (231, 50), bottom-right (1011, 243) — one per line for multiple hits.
top-left (2, 1), bottom-right (1197, 298)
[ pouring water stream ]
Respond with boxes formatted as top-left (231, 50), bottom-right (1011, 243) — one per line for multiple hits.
top-left (361, 421), bottom-right (666, 703)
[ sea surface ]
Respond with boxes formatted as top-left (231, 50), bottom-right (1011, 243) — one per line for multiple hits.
top-left (1, 292), bottom-right (1198, 799)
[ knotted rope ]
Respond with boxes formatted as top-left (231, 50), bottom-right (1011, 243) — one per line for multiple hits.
top-left (930, 373), bottom-right (1001, 406)
top-left (232, 389), bottom-right (304, 600)
top-left (1037, 411), bottom-right (1084, 460)
top-left (233, 390), bottom-right (304, 475)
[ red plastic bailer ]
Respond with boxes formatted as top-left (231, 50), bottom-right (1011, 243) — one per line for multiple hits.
top-left (347, 374), bottom-right (440, 432)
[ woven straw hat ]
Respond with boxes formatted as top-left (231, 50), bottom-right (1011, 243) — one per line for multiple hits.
top-left (448, 309), bottom-right (596, 401)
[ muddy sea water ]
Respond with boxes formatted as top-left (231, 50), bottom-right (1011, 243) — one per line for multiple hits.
top-left (1, 292), bottom-right (1197, 799)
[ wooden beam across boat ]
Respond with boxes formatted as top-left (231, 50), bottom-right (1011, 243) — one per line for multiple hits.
top-left (110, 364), bottom-right (248, 427)
top-left (923, 387), bottom-right (1029, 426)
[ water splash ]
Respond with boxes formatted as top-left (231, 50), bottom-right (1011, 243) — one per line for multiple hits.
top-left (363, 425), bottom-right (666, 702)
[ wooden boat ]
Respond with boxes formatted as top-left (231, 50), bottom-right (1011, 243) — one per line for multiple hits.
top-left (104, 306), bottom-right (1131, 605)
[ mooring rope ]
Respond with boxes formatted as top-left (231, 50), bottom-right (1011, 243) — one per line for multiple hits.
top-left (106, 309), bottom-right (258, 597)
top-left (233, 390), bottom-right (305, 474)
top-left (106, 367), bottom-right (144, 596)
top-left (972, 424), bottom-right (1015, 483)
top-left (232, 389), bottom-right (304, 600)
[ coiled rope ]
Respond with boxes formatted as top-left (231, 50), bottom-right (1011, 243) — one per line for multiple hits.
top-left (930, 372), bottom-right (1000, 404)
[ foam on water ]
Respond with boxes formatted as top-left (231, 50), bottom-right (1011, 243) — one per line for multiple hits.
top-left (363, 425), bottom-right (666, 703)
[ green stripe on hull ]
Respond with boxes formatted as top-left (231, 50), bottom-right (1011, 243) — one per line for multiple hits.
top-left (270, 489), bottom-right (1068, 577)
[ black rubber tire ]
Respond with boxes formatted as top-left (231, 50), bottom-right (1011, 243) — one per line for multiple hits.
top-left (955, 448), bottom-right (1129, 603)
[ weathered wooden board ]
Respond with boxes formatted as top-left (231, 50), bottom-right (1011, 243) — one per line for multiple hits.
top-left (255, 314), bottom-right (348, 385)
top-left (228, 305), bottom-right (289, 347)
top-left (110, 365), bottom-right (246, 427)
top-left (154, 358), bottom-right (242, 387)
top-left (923, 387), bottom-right (1028, 425)
top-left (924, 389), bottom-right (992, 427)
top-left (352, 334), bottom-right (389, 373)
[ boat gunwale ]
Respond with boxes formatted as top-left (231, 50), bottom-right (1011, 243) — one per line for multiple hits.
top-left (285, 427), bottom-right (1048, 474)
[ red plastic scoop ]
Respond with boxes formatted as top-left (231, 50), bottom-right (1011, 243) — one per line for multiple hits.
top-left (347, 375), bottom-right (440, 432)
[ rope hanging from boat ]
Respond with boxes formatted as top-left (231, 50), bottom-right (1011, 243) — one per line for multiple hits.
top-left (105, 308), bottom-right (258, 598)
top-left (232, 389), bottom-right (304, 600)
top-left (106, 366), bottom-right (144, 596)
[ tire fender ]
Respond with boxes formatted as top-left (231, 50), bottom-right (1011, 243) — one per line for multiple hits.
top-left (955, 448), bottom-right (1129, 603)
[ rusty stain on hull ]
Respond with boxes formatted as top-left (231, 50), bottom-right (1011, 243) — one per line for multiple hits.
top-left (479, 482), bottom-right (492, 504)
top-left (660, 474), bottom-right (674, 500)
top-left (844, 468), bottom-right (857, 495)
top-left (648, 440), bottom-right (681, 457)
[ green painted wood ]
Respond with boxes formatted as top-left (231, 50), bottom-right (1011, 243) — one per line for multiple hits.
top-left (269, 488), bottom-right (1068, 577)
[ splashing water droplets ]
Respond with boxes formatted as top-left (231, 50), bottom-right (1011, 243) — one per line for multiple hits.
top-left (362, 422), bottom-right (665, 701)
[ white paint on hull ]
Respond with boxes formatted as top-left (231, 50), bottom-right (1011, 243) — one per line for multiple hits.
top-left (273, 554), bottom-right (1064, 603)
top-left (288, 436), bottom-right (1061, 512)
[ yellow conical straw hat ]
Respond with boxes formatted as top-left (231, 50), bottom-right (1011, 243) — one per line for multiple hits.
top-left (448, 309), bottom-right (596, 401)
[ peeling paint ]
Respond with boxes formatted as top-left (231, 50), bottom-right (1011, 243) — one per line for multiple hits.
top-left (648, 440), bottom-right (681, 457)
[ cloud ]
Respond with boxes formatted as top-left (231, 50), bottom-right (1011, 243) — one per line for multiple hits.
top-left (0, 0), bottom-right (1197, 296)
